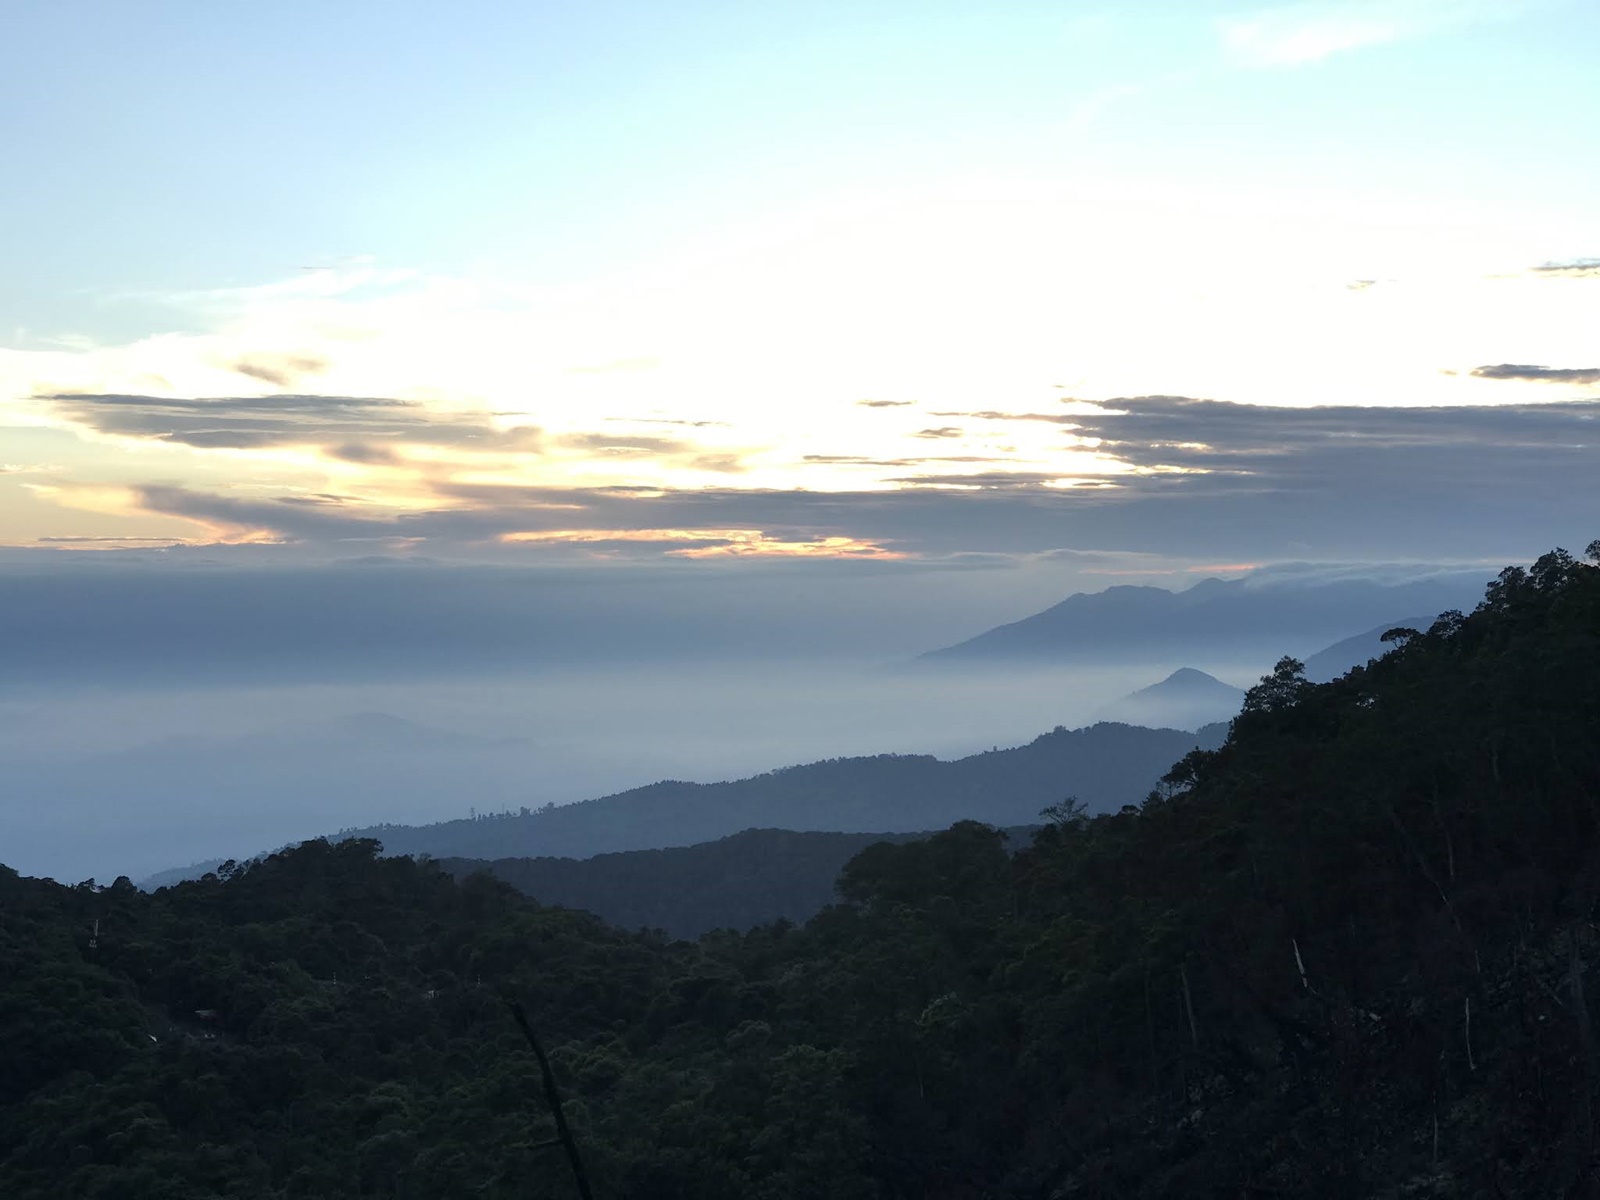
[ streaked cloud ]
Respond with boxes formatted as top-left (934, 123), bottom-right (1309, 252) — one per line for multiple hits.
top-left (1470, 363), bottom-right (1600, 384)
top-left (47, 397), bottom-right (1588, 570)
top-left (929, 410), bottom-right (1077, 424)
top-left (560, 432), bottom-right (695, 455)
top-left (230, 354), bottom-right (328, 387)
top-left (42, 391), bottom-right (541, 454)
top-left (886, 471), bottom-right (1076, 489)
top-left (1532, 258), bottom-right (1600, 278)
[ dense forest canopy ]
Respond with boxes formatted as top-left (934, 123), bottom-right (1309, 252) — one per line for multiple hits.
top-left (3, 542), bottom-right (1598, 1197)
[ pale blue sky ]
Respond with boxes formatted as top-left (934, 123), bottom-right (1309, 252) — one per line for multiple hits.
top-left (7, 0), bottom-right (1595, 338)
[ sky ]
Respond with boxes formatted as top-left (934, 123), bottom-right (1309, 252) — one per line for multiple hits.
top-left (2, 0), bottom-right (1596, 566)
top-left (3, 1), bottom-right (1598, 879)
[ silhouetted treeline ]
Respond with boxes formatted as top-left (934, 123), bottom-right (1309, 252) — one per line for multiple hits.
top-left (4, 542), bottom-right (1599, 1197)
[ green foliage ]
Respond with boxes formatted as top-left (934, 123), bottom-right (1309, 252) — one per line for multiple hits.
top-left (4, 543), bottom-right (1600, 1196)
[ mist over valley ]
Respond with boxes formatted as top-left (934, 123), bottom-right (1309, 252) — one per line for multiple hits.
top-left (3, 562), bottom-right (1487, 883)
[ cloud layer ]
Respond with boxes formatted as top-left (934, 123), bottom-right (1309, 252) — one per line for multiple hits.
top-left (48, 395), bottom-right (1587, 567)
top-left (44, 392), bottom-right (540, 454)
top-left (1470, 364), bottom-right (1600, 385)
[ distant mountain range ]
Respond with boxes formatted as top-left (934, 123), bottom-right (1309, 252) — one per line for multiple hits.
top-left (141, 718), bottom-right (1225, 886)
top-left (1086, 611), bottom-right (1449, 732)
top-left (919, 572), bottom-right (1481, 666)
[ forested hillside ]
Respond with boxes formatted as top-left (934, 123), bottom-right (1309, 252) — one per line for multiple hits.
top-left (333, 720), bottom-right (1224, 862)
top-left (436, 826), bottom-right (1037, 939)
top-left (4, 543), bottom-right (1598, 1198)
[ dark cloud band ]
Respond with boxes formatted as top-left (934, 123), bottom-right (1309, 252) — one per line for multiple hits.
top-left (1470, 364), bottom-right (1600, 384)
top-left (42, 392), bottom-right (541, 454)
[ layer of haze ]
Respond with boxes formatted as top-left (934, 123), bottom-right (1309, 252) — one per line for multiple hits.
top-left (1, 553), bottom-right (1498, 883)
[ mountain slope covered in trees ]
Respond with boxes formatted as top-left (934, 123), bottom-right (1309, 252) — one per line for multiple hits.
top-left (331, 720), bottom-right (1225, 862)
top-left (4, 542), bottom-right (1598, 1198)
top-left (436, 826), bottom-right (1036, 939)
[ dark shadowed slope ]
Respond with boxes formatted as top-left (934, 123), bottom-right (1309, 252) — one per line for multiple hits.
top-left (435, 828), bottom-right (986, 938)
top-left (919, 572), bottom-right (1484, 664)
top-left (335, 721), bottom-right (1227, 862)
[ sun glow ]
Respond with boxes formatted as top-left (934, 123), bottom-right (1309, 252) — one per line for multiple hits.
top-left (499, 528), bottom-right (902, 559)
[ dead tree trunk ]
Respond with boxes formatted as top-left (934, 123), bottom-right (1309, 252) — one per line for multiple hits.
top-left (509, 998), bottom-right (596, 1200)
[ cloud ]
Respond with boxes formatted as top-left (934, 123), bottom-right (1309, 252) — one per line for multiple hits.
top-left (1062, 395), bottom-right (1600, 477)
top-left (858, 399), bottom-right (915, 408)
top-left (41, 392), bottom-right (541, 454)
top-left (1471, 364), bottom-right (1600, 384)
top-left (929, 410), bottom-right (1077, 424)
top-left (687, 453), bottom-right (747, 474)
top-left (36, 535), bottom-right (184, 544)
top-left (801, 455), bottom-right (1016, 467)
top-left (1533, 258), bottom-right (1600, 278)
top-left (327, 442), bottom-right (402, 465)
top-left (802, 455), bottom-right (921, 466)
top-left (913, 427), bottom-right (964, 439)
top-left (559, 432), bottom-right (693, 455)
top-left (604, 417), bottom-right (730, 428)
top-left (885, 471), bottom-right (1072, 489)
top-left (25, 395), bottom-right (1598, 573)
top-left (553, 432), bottom-right (748, 472)
top-left (230, 354), bottom-right (328, 387)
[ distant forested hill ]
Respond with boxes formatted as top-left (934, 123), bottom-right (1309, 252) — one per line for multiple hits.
top-left (437, 825), bottom-right (1037, 939)
top-left (337, 720), bottom-right (1225, 862)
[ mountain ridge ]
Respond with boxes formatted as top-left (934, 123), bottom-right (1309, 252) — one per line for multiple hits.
top-left (919, 571), bottom-right (1486, 664)
top-left (328, 720), bottom-right (1226, 862)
